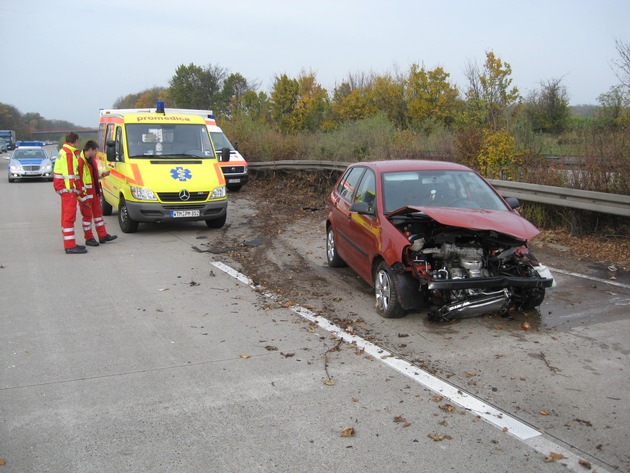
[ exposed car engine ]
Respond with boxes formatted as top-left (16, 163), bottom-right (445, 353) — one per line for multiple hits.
top-left (398, 218), bottom-right (553, 321)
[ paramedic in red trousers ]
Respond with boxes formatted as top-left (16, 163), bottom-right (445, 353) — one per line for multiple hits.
top-left (53, 132), bottom-right (87, 254)
top-left (78, 140), bottom-right (117, 246)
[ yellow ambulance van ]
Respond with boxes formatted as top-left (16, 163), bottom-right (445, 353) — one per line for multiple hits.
top-left (96, 102), bottom-right (229, 233)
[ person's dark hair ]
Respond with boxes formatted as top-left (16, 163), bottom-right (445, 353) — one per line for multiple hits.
top-left (83, 140), bottom-right (99, 152)
top-left (65, 131), bottom-right (79, 143)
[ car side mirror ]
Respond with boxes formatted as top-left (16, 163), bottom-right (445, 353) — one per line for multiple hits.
top-left (220, 147), bottom-right (230, 162)
top-left (504, 196), bottom-right (520, 210)
top-left (350, 201), bottom-right (375, 216)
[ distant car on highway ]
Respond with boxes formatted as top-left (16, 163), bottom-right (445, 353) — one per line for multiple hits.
top-left (8, 142), bottom-right (54, 182)
top-left (0, 138), bottom-right (8, 153)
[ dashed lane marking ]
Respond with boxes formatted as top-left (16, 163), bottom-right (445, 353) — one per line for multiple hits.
top-left (212, 260), bottom-right (612, 473)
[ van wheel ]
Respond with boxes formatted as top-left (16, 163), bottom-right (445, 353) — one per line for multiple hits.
top-left (101, 192), bottom-right (113, 216)
top-left (118, 197), bottom-right (139, 233)
top-left (206, 212), bottom-right (227, 229)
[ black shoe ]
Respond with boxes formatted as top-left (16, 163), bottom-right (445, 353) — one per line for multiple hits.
top-left (99, 234), bottom-right (118, 243)
top-left (65, 246), bottom-right (88, 254)
top-left (75, 244), bottom-right (86, 250)
top-left (85, 238), bottom-right (100, 247)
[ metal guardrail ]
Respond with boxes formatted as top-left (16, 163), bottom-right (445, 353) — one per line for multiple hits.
top-left (248, 160), bottom-right (630, 217)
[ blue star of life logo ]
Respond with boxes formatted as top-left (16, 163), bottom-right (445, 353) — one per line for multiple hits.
top-left (170, 166), bottom-right (192, 182)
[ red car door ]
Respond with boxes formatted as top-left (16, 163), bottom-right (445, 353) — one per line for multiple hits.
top-left (345, 168), bottom-right (380, 284)
top-left (329, 166), bottom-right (365, 270)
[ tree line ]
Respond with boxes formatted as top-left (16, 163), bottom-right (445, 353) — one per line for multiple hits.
top-left (2, 43), bottom-right (629, 185)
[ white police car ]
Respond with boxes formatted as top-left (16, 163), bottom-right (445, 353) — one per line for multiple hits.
top-left (8, 141), bottom-right (54, 183)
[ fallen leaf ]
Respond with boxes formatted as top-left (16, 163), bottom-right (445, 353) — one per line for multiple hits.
top-left (265, 345), bottom-right (278, 351)
top-left (0, 458), bottom-right (5, 465)
top-left (280, 352), bottom-right (295, 358)
top-left (340, 427), bottom-right (355, 437)
top-left (574, 418), bottom-right (593, 427)
top-left (539, 410), bottom-right (551, 416)
top-left (544, 451), bottom-right (565, 462)
top-left (439, 404), bottom-right (456, 412)
top-left (578, 459), bottom-right (592, 469)
top-left (427, 433), bottom-right (452, 441)
top-left (466, 371), bottom-right (477, 377)
top-left (240, 354), bottom-right (251, 359)
top-left (431, 395), bottom-right (444, 402)
top-left (398, 333), bottom-right (409, 338)
top-left (393, 415), bottom-right (407, 423)
top-left (521, 322), bottom-right (531, 331)
top-left (324, 378), bottom-right (335, 386)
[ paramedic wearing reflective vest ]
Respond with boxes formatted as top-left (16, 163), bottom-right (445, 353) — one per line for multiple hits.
top-left (77, 140), bottom-right (117, 247)
top-left (53, 132), bottom-right (87, 254)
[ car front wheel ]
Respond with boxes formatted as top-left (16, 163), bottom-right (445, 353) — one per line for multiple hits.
top-left (118, 197), bottom-right (139, 233)
top-left (206, 212), bottom-right (227, 229)
top-left (374, 262), bottom-right (405, 318)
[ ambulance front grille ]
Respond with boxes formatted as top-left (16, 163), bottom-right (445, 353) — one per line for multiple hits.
top-left (158, 192), bottom-right (209, 202)
top-left (221, 166), bottom-right (245, 174)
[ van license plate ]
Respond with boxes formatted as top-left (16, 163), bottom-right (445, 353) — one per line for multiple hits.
top-left (170, 210), bottom-right (200, 218)
top-left (228, 178), bottom-right (241, 183)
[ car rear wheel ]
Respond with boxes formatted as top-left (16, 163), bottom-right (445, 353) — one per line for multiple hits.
top-left (118, 197), bottom-right (139, 233)
top-left (326, 226), bottom-right (346, 267)
top-left (374, 262), bottom-right (405, 318)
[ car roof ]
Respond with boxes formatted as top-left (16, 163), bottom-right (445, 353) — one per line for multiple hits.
top-left (350, 160), bottom-right (473, 173)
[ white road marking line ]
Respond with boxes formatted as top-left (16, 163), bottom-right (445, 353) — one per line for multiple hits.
top-left (212, 260), bottom-right (612, 473)
top-left (549, 266), bottom-right (630, 290)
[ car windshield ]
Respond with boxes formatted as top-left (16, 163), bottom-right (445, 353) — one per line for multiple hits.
top-left (381, 170), bottom-right (509, 213)
top-left (209, 131), bottom-right (234, 152)
top-left (125, 124), bottom-right (214, 158)
top-left (14, 149), bottom-right (46, 159)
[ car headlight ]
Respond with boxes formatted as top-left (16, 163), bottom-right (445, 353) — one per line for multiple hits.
top-left (211, 186), bottom-right (226, 199)
top-left (9, 162), bottom-right (23, 172)
top-left (41, 161), bottom-right (52, 172)
top-left (130, 186), bottom-right (157, 201)
top-left (243, 166), bottom-right (248, 174)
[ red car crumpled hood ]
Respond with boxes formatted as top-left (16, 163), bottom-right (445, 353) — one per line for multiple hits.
top-left (389, 206), bottom-right (540, 241)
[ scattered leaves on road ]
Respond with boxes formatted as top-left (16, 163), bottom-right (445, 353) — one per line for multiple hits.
top-left (427, 433), bottom-right (452, 441)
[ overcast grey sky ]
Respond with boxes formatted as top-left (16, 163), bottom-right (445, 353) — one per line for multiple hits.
top-left (2, 0), bottom-right (628, 126)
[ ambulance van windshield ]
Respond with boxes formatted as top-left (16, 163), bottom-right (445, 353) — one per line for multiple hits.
top-left (126, 123), bottom-right (214, 158)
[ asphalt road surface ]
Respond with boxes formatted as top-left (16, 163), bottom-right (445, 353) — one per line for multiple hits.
top-left (0, 152), bottom-right (627, 473)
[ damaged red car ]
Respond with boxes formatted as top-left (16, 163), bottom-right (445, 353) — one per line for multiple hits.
top-left (326, 160), bottom-right (554, 321)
